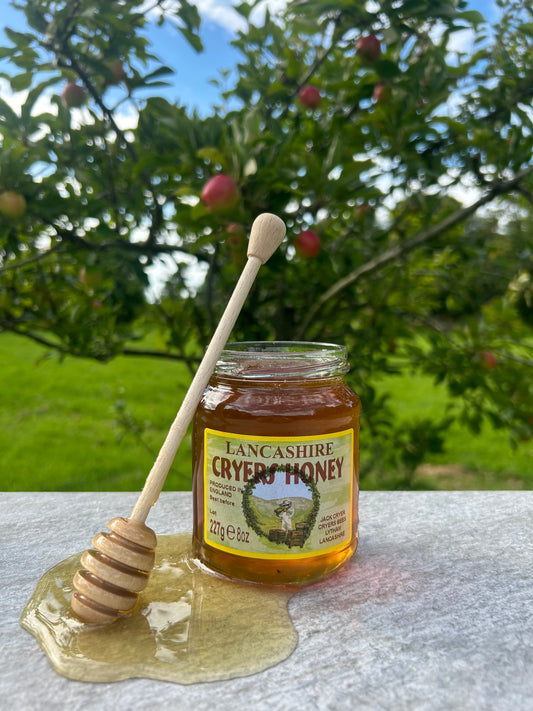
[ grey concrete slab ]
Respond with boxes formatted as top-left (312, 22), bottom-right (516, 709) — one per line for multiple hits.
top-left (1, 491), bottom-right (531, 710)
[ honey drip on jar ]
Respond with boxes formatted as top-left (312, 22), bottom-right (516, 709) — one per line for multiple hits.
top-left (20, 533), bottom-right (297, 684)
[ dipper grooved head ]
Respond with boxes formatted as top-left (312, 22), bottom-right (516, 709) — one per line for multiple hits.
top-left (71, 517), bottom-right (156, 624)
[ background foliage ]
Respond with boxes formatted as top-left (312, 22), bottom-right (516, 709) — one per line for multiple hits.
top-left (1, 0), bottom-right (532, 489)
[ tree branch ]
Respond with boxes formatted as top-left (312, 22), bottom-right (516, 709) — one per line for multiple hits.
top-left (0, 323), bottom-right (64, 352)
top-left (296, 164), bottom-right (533, 338)
top-left (516, 185), bottom-right (533, 205)
top-left (122, 346), bottom-right (200, 362)
top-left (0, 321), bottom-right (201, 363)
top-left (40, 221), bottom-right (210, 263)
top-left (0, 245), bottom-right (62, 274)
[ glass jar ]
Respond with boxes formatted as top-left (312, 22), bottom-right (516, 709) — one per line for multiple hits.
top-left (192, 341), bottom-right (361, 585)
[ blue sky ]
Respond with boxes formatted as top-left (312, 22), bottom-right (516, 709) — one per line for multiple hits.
top-left (1, 0), bottom-right (500, 116)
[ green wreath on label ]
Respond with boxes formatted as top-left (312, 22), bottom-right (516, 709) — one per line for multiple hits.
top-left (241, 465), bottom-right (320, 543)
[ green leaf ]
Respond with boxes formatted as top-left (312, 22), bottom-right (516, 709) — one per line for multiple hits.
top-left (375, 60), bottom-right (401, 79)
top-left (324, 133), bottom-right (340, 172)
top-left (142, 80), bottom-right (171, 88)
top-left (189, 201), bottom-right (208, 220)
top-left (143, 65), bottom-right (174, 81)
top-left (243, 157), bottom-right (257, 176)
top-left (242, 109), bottom-right (262, 144)
top-left (175, 0), bottom-right (202, 31)
top-left (25, 6), bottom-right (49, 33)
top-left (178, 26), bottom-right (203, 53)
top-left (4, 28), bottom-right (34, 45)
top-left (0, 98), bottom-right (20, 128)
top-left (196, 147), bottom-right (227, 166)
top-left (520, 23), bottom-right (533, 37)
top-left (397, 0), bottom-right (437, 17)
top-left (175, 186), bottom-right (197, 197)
top-left (429, 116), bottom-right (467, 135)
top-left (21, 77), bottom-right (61, 126)
top-left (10, 71), bottom-right (33, 92)
top-left (457, 10), bottom-right (485, 25)
top-left (235, 2), bottom-right (253, 20)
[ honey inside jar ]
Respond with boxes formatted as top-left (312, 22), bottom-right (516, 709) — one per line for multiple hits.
top-left (192, 341), bottom-right (361, 585)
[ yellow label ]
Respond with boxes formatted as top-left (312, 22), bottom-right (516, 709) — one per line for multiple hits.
top-left (203, 429), bottom-right (354, 560)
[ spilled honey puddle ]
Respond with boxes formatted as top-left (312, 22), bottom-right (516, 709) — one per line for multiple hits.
top-left (20, 533), bottom-right (298, 684)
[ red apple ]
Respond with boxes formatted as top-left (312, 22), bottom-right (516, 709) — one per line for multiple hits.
top-left (299, 85), bottom-right (321, 109)
top-left (225, 223), bottom-right (247, 265)
top-left (356, 34), bottom-right (381, 62)
top-left (61, 83), bottom-right (87, 108)
top-left (79, 266), bottom-right (104, 288)
top-left (481, 350), bottom-right (497, 370)
top-left (294, 230), bottom-right (320, 258)
top-left (354, 203), bottom-right (372, 220)
top-left (225, 222), bottom-right (245, 248)
top-left (0, 191), bottom-right (26, 220)
top-left (107, 59), bottom-right (126, 83)
top-left (201, 174), bottom-right (239, 212)
top-left (372, 82), bottom-right (391, 104)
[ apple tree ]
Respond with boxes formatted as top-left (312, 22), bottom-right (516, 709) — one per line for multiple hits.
top-left (1, 0), bottom-right (532, 487)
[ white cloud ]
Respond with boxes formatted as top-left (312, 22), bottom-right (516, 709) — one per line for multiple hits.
top-left (430, 22), bottom-right (475, 54)
top-left (193, 0), bottom-right (290, 33)
top-left (194, 0), bottom-right (245, 33)
top-left (139, 0), bottom-right (289, 35)
top-left (112, 102), bottom-right (139, 131)
top-left (137, 0), bottom-right (244, 33)
top-left (447, 28), bottom-right (477, 54)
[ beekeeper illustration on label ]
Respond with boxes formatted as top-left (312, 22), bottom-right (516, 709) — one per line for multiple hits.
top-left (276, 500), bottom-right (294, 532)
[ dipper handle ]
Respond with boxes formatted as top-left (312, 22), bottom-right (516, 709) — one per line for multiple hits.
top-left (130, 213), bottom-right (285, 523)
top-left (71, 213), bottom-right (285, 624)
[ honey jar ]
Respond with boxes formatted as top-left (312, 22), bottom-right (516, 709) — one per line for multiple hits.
top-left (192, 341), bottom-right (361, 585)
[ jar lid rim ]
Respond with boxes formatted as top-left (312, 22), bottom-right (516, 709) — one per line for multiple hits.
top-left (222, 340), bottom-right (346, 354)
top-left (216, 341), bottom-right (349, 379)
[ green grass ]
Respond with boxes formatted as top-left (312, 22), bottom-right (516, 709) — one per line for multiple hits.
top-left (0, 332), bottom-right (193, 491)
top-left (371, 370), bottom-right (533, 490)
top-left (1, 332), bottom-right (531, 491)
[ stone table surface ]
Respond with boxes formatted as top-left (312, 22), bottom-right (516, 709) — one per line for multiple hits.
top-left (1, 491), bottom-right (532, 711)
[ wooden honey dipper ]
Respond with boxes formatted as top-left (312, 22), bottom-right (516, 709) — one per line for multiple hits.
top-left (71, 213), bottom-right (286, 624)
